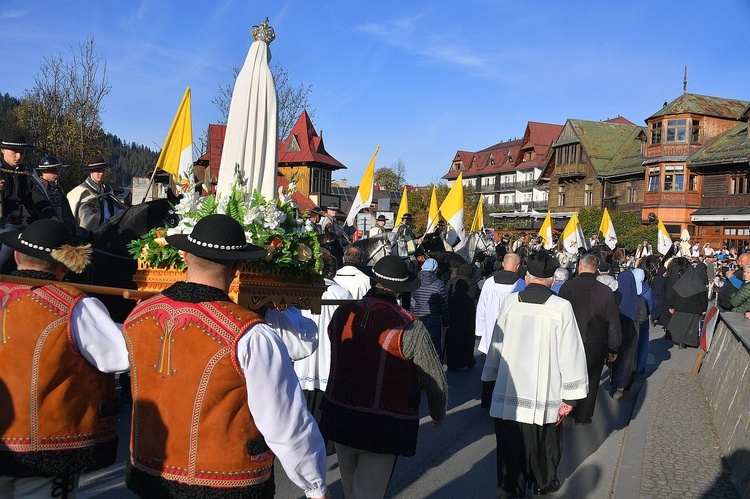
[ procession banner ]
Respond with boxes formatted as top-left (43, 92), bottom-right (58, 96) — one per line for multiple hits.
top-left (438, 172), bottom-right (465, 245)
top-left (538, 211), bottom-right (554, 250)
top-left (393, 186), bottom-right (409, 232)
top-left (345, 146), bottom-right (379, 227)
top-left (155, 87), bottom-right (193, 183)
top-left (599, 207), bottom-right (618, 250)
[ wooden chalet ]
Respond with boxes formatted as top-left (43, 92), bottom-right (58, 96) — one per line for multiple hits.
top-left (540, 117), bottom-right (645, 215)
top-left (277, 110), bottom-right (347, 208)
top-left (642, 92), bottom-right (748, 239)
top-left (684, 104), bottom-right (750, 250)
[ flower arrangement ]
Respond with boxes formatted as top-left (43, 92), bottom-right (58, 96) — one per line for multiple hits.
top-left (128, 173), bottom-right (329, 283)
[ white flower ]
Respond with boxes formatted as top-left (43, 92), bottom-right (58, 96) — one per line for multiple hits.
top-left (304, 219), bottom-right (316, 233)
top-left (264, 204), bottom-right (286, 230)
top-left (174, 191), bottom-right (200, 216)
top-left (216, 195), bottom-right (230, 214)
top-left (244, 205), bottom-right (265, 226)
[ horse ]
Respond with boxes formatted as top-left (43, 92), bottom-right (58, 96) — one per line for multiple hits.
top-left (351, 232), bottom-right (397, 266)
top-left (454, 231), bottom-right (496, 265)
top-left (66, 198), bottom-right (177, 322)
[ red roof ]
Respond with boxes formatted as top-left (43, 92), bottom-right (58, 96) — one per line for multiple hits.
top-left (278, 173), bottom-right (316, 212)
top-left (517, 121), bottom-right (564, 169)
top-left (604, 116), bottom-right (636, 125)
top-left (277, 110), bottom-right (346, 170)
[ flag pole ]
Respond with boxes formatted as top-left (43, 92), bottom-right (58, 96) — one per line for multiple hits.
top-left (140, 165), bottom-right (161, 204)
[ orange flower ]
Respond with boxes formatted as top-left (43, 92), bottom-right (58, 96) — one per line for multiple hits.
top-left (270, 237), bottom-right (283, 248)
top-left (155, 229), bottom-right (164, 238)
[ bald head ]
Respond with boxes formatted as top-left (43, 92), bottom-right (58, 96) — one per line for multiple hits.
top-left (502, 253), bottom-right (521, 271)
top-left (578, 254), bottom-right (599, 274)
top-left (738, 252), bottom-right (750, 268)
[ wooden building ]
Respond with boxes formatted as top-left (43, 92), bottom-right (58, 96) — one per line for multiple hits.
top-left (641, 93), bottom-right (748, 237)
top-left (685, 104), bottom-right (750, 251)
top-left (540, 117), bottom-right (645, 215)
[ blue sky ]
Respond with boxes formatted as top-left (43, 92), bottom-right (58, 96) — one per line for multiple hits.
top-left (2, 1), bottom-right (750, 186)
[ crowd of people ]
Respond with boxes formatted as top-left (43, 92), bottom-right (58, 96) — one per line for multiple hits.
top-left (2, 131), bottom-right (750, 498)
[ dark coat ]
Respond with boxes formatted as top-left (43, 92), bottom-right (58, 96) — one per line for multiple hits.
top-left (558, 272), bottom-right (622, 353)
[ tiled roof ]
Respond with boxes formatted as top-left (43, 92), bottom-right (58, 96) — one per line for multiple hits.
top-left (518, 122), bottom-right (564, 169)
top-left (598, 127), bottom-right (648, 177)
top-left (604, 116), bottom-right (636, 125)
top-left (688, 122), bottom-right (750, 168)
top-left (443, 140), bottom-right (522, 180)
top-left (648, 93), bottom-right (749, 121)
top-left (277, 110), bottom-right (347, 170)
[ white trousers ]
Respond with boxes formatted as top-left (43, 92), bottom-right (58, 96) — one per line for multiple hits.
top-left (0, 474), bottom-right (79, 498)
top-left (334, 442), bottom-right (397, 499)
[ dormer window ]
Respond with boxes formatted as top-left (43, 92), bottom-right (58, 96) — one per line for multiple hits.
top-left (650, 122), bottom-right (662, 145)
top-left (666, 119), bottom-right (687, 142)
top-left (506, 151), bottom-right (513, 163)
top-left (691, 119), bottom-right (700, 143)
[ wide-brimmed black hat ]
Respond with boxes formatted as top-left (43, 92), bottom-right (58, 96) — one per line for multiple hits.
top-left (0, 219), bottom-right (91, 273)
top-left (526, 249), bottom-right (559, 278)
top-left (376, 214), bottom-right (387, 222)
top-left (166, 214), bottom-right (266, 261)
top-left (37, 156), bottom-right (69, 170)
top-left (308, 206), bottom-right (324, 216)
top-left (365, 254), bottom-right (420, 292)
top-left (82, 155), bottom-right (113, 171)
top-left (326, 202), bottom-right (339, 211)
top-left (0, 132), bottom-right (35, 151)
top-left (437, 220), bottom-right (446, 227)
top-left (401, 213), bottom-right (413, 220)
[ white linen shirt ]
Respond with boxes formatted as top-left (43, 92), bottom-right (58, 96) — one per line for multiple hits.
top-left (475, 276), bottom-right (525, 354)
top-left (237, 323), bottom-right (328, 498)
top-left (71, 296), bottom-right (130, 373)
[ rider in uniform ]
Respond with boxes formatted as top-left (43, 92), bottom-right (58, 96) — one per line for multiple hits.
top-left (394, 212), bottom-right (418, 272)
top-left (67, 156), bottom-right (128, 232)
top-left (36, 156), bottom-right (78, 236)
top-left (369, 214), bottom-right (387, 237)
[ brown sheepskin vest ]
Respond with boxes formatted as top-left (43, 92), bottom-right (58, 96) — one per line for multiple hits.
top-left (122, 295), bottom-right (273, 495)
top-left (0, 282), bottom-right (118, 477)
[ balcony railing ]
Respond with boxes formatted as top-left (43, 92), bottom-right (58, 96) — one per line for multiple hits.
top-left (496, 182), bottom-right (515, 193)
top-left (476, 183), bottom-right (495, 193)
top-left (515, 179), bottom-right (535, 190)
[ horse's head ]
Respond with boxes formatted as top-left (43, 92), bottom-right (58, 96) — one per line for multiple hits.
top-left (352, 232), bottom-right (396, 266)
top-left (90, 198), bottom-right (176, 255)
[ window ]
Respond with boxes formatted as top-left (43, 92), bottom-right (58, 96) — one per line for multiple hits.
top-left (666, 119), bottom-right (687, 142)
top-left (483, 194), bottom-right (495, 206)
top-left (691, 120), bottom-right (700, 143)
top-left (725, 228), bottom-right (750, 236)
top-left (689, 174), bottom-right (698, 191)
top-left (648, 167), bottom-right (660, 191)
top-left (557, 186), bottom-right (566, 207)
top-left (663, 165), bottom-right (684, 191)
top-left (730, 175), bottom-right (749, 194)
top-left (651, 122), bottom-right (662, 145)
top-left (584, 184), bottom-right (593, 206)
top-left (310, 168), bottom-right (332, 194)
top-left (627, 180), bottom-right (638, 203)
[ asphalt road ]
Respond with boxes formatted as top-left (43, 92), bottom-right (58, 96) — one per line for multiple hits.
top-left (80, 339), bottom-right (649, 498)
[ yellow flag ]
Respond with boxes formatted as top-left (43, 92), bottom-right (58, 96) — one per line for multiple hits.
top-left (470, 196), bottom-right (484, 233)
top-left (393, 186), bottom-right (409, 232)
top-left (156, 87), bottom-right (192, 181)
top-left (562, 213), bottom-right (586, 253)
top-left (426, 186), bottom-right (439, 233)
top-left (345, 146), bottom-right (379, 227)
top-left (538, 211), bottom-right (554, 249)
top-left (657, 219), bottom-right (672, 255)
top-left (438, 172), bottom-right (465, 245)
top-left (598, 207), bottom-right (618, 250)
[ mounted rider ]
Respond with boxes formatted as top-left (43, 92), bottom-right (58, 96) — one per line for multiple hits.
top-left (394, 212), bottom-right (418, 268)
top-left (67, 156), bottom-right (128, 232)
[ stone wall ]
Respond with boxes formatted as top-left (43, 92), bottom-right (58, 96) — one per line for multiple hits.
top-left (700, 311), bottom-right (750, 498)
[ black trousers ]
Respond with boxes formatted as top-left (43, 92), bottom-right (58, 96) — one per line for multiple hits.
top-left (494, 418), bottom-right (563, 498)
top-left (571, 341), bottom-right (608, 423)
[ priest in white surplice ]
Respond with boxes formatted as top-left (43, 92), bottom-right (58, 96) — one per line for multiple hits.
top-left (482, 250), bottom-right (588, 498)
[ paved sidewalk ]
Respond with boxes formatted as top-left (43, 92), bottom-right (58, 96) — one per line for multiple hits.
top-left (615, 327), bottom-right (739, 498)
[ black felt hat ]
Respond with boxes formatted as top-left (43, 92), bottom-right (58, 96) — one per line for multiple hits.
top-left (326, 202), bottom-right (339, 211)
top-left (376, 214), bottom-right (387, 222)
top-left (37, 156), bottom-right (69, 170)
top-left (166, 214), bottom-right (266, 261)
top-left (0, 219), bottom-right (91, 273)
top-left (365, 254), bottom-right (420, 292)
top-left (82, 155), bottom-right (113, 171)
top-left (0, 132), bottom-right (35, 151)
top-left (401, 213), bottom-right (413, 220)
top-left (526, 249), bottom-right (559, 278)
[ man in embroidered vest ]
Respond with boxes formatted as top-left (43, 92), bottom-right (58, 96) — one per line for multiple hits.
top-left (482, 250), bottom-right (589, 497)
top-left (67, 156), bottom-right (127, 232)
top-left (0, 133), bottom-right (57, 272)
top-left (122, 214), bottom-right (328, 499)
top-left (320, 255), bottom-right (448, 499)
top-left (0, 219), bottom-right (129, 498)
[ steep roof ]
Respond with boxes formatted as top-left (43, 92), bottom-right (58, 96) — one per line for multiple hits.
top-left (604, 116), bottom-right (637, 126)
top-left (443, 140), bottom-right (522, 180)
top-left (518, 122), bottom-right (564, 169)
top-left (598, 127), bottom-right (648, 177)
top-left (648, 93), bottom-right (749, 121)
top-left (277, 110), bottom-right (347, 170)
top-left (688, 122), bottom-right (750, 168)
top-left (566, 119), bottom-right (640, 173)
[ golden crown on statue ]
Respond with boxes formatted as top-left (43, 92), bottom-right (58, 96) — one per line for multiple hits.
top-left (251, 17), bottom-right (276, 44)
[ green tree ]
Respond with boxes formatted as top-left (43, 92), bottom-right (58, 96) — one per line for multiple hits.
top-left (374, 159), bottom-right (407, 191)
top-left (406, 182), bottom-right (479, 235)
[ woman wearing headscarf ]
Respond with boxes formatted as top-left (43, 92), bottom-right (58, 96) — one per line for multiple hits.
top-left (611, 270), bottom-right (639, 400)
top-left (412, 258), bottom-right (449, 357)
top-left (632, 268), bottom-right (655, 375)
top-left (444, 263), bottom-right (479, 370)
top-left (667, 264), bottom-right (708, 348)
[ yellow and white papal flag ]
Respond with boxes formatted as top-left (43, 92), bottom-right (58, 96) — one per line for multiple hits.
top-left (599, 207), bottom-right (618, 250)
top-left (345, 146), bottom-right (379, 227)
top-left (438, 173), bottom-right (465, 246)
top-left (470, 196), bottom-right (484, 233)
top-left (426, 186), bottom-right (439, 233)
top-left (156, 87), bottom-right (193, 185)
top-left (538, 211), bottom-right (554, 250)
top-left (657, 219), bottom-right (672, 255)
top-left (393, 187), bottom-right (409, 232)
top-left (562, 212), bottom-right (586, 253)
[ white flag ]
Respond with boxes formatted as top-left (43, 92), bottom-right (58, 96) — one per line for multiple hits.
top-left (562, 213), bottom-right (586, 253)
top-left (657, 219), bottom-right (672, 255)
top-left (599, 208), bottom-right (618, 250)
